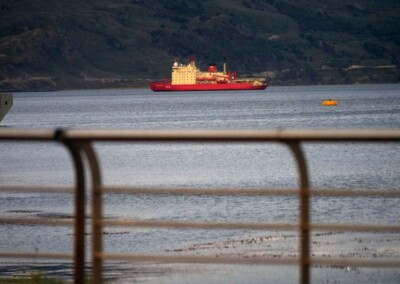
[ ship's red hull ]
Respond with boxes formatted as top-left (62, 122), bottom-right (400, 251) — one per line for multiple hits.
top-left (150, 81), bottom-right (267, 92)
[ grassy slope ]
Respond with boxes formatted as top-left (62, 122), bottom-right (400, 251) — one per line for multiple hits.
top-left (0, 0), bottom-right (399, 90)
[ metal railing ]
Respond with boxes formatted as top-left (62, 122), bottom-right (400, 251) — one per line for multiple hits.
top-left (1, 129), bottom-right (400, 284)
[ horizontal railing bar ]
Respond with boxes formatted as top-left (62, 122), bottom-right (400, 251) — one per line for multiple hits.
top-left (4, 217), bottom-right (397, 233)
top-left (1, 129), bottom-right (400, 142)
top-left (0, 218), bottom-right (73, 226)
top-left (2, 216), bottom-right (398, 233)
top-left (0, 252), bottom-right (72, 259)
top-left (102, 219), bottom-right (400, 232)
top-left (101, 253), bottom-right (400, 268)
top-left (2, 253), bottom-right (396, 269)
top-left (101, 186), bottom-right (400, 197)
top-left (0, 129), bottom-right (56, 141)
top-left (62, 129), bottom-right (400, 142)
top-left (1, 185), bottom-right (398, 198)
top-left (0, 185), bottom-right (73, 193)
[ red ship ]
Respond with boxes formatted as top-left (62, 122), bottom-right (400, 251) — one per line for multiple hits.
top-left (150, 57), bottom-right (267, 92)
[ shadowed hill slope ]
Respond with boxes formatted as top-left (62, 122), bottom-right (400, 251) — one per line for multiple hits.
top-left (1, 0), bottom-right (399, 91)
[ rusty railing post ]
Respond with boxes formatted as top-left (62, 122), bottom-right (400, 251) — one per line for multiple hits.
top-left (55, 129), bottom-right (86, 284)
top-left (82, 143), bottom-right (103, 284)
top-left (286, 141), bottom-right (310, 284)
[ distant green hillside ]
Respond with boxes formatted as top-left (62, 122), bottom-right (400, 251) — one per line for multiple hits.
top-left (1, 0), bottom-right (399, 91)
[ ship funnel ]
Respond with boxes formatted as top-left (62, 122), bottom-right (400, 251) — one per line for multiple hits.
top-left (208, 63), bottom-right (217, 72)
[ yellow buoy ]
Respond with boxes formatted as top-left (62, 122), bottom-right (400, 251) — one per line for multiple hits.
top-left (322, 99), bottom-right (338, 106)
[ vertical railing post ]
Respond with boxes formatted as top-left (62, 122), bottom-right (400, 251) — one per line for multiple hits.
top-left (56, 130), bottom-right (86, 284)
top-left (82, 143), bottom-right (103, 284)
top-left (286, 141), bottom-right (310, 284)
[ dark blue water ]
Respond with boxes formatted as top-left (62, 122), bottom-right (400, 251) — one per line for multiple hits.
top-left (0, 85), bottom-right (400, 282)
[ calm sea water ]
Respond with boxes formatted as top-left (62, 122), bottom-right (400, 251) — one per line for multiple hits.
top-left (0, 84), bottom-right (400, 282)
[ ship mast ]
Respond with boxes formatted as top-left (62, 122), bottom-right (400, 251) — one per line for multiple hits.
top-left (190, 55), bottom-right (196, 67)
top-left (223, 56), bottom-right (227, 74)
